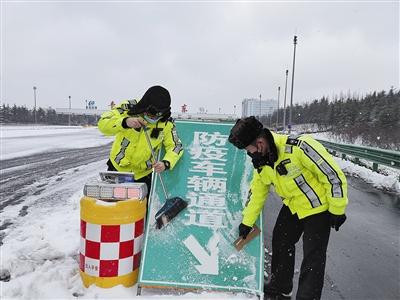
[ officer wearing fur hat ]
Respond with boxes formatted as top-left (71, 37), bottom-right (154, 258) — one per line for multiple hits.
top-left (98, 86), bottom-right (183, 193)
top-left (228, 116), bottom-right (348, 300)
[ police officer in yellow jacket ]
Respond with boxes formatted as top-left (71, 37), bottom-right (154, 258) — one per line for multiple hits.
top-left (228, 116), bottom-right (348, 300)
top-left (98, 86), bottom-right (183, 193)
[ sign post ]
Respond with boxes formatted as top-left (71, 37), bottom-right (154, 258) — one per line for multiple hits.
top-left (139, 120), bottom-right (263, 296)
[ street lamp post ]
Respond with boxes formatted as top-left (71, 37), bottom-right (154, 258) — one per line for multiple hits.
top-left (269, 108), bottom-right (273, 128)
top-left (33, 86), bottom-right (37, 124)
top-left (259, 94), bottom-right (262, 119)
top-left (289, 35), bottom-right (298, 134)
top-left (283, 70), bottom-right (289, 132)
top-left (234, 105), bottom-right (236, 116)
top-left (276, 86), bottom-right (281, 130)
top-left (68, 96), bottom-right (71, 126)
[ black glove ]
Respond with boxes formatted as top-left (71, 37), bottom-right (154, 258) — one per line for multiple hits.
top-left (330, 213), bottom-right (346, 231)
top-left (239, 223), bottom-right (252, 239)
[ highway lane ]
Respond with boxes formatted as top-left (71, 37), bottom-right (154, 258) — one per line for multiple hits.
top-left (0, 144), bottom-right (111, 212)
top-left (263, 177), bottom-right (400, 300)
top-left (0, 144), bottom-right (111, 244)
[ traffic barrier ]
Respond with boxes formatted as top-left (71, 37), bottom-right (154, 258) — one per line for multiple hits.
top-left (79, 195), bottom-right (147, 288)
top-left (317, 139), bottom-right (400, 171)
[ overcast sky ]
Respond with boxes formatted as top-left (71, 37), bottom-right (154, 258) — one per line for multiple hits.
top-left (1, 0), bottom-right (398, 115)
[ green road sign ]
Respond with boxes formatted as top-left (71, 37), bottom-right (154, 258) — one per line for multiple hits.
top-left (139, 120), bottom-right (263, 296)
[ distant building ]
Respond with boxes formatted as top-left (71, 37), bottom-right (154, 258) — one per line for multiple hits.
top-left (242, 98), bottom-right (277, 117)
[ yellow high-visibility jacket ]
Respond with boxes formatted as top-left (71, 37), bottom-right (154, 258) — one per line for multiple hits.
top-left (98, 100), bottom-right (183, 180)
top-left (242, 133), bottom-right (348, 227)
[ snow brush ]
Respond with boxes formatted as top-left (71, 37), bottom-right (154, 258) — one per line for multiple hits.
top-left (233, 224), bottom-right (261, 251)
top-left (143, 126), bottom-right (188, 229)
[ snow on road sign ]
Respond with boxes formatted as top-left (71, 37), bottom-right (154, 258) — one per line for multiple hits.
top-left (139, 120), bottom-right (263, 296)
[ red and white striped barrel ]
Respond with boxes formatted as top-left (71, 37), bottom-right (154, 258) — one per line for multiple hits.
top-left (79, 218), bottom-right (144, 277)
top-left (79, 196), bottom-right (147, 288)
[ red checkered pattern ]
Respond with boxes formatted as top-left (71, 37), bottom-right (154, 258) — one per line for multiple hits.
top-left (79, 218), bottom-right (145, 277)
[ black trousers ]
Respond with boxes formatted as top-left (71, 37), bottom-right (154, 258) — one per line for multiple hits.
top-left (271, 205), bottom-right (331, 300)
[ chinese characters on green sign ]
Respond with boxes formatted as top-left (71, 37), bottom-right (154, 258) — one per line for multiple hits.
top-left (139, 121), bottom-right (263, 296)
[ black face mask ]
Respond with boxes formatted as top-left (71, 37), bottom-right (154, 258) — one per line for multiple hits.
top-left (247, 151), bottom-right (269, 169)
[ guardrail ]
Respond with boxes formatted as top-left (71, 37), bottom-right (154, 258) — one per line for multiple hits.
top-left (316, 139), bottom-right (400, 172)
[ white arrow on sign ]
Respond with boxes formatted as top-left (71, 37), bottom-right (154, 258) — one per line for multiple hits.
top-left (183, 234), bottom-right (219, 275)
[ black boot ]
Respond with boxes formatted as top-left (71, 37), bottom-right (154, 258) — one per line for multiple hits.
top-left (264, 280), bottom-right (292, 299)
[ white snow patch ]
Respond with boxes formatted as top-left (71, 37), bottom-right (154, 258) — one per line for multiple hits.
top-left (1, 125), bottom-right (112, 160)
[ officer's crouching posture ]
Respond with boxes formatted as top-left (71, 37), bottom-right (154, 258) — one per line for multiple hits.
top-left (228, 116), bottom-right (348, 300)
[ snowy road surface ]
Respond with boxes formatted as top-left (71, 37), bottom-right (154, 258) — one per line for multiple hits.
top-left (263, 179), bottom-right (400, 300)
top-left (0, 146), bottom-right (111, 214)
top-left (1, 125), bottom-right (399, 299)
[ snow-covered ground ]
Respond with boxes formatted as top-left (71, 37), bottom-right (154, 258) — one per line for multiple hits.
top-left (0, 125), bottom-right (399, 300)
top-left (0, 125), bottom-right (112, 160)
top-left (0, 125), bottom-right (256, 300)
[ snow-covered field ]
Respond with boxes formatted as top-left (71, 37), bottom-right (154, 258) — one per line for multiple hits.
top-left (1, 125), bottom-right (112, 160)
top-left (0, 125), bottom-right (399, 300)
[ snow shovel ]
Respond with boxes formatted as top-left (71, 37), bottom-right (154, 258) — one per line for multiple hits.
top-left (143, 126), bottom-right (188, 229)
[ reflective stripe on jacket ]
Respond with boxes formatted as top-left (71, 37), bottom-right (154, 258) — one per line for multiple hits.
top-left (242, 133), bottom-right (348, 227)
top-left (98, 100), bottom-right (183, 180)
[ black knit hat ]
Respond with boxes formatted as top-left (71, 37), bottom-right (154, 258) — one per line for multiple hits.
top-left (137, 85), bottom-right (171, 114)
top-left (228, 116), bottom-right (264, 149)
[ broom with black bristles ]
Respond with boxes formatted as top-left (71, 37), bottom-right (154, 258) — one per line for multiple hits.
top-left (143, 125), bottom-right (188, 229)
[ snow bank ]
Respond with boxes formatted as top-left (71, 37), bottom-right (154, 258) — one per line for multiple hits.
top-left (311, 132), bottom-right (400, 194)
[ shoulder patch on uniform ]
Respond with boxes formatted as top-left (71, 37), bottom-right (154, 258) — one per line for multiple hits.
top-left (286, 137), bottom-right (300, 146)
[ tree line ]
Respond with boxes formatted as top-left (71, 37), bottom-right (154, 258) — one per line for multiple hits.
top-left (0, 105), bottom-right (99, 126)
top-left (260, 88), bottom-right (399, 150)
top-left (1, 88), bottom-right (399, 149)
